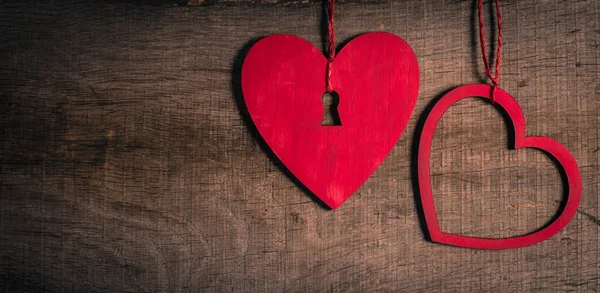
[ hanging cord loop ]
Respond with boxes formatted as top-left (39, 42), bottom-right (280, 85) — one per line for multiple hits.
top-left (326, 0), bottom-right (335, 93)
top-left (478, 0), bottom-right (503, 102)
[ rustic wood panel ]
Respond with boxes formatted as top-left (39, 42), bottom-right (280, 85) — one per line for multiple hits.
top-left (0, 0), bottom-right (598, 292)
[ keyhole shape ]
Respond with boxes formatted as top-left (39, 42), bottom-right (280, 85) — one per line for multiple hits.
top-left (321, 91), bottom-right (341, 126)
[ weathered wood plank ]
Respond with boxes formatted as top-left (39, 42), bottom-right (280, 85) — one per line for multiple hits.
top-left (0, 0), bottom-right (598, 292)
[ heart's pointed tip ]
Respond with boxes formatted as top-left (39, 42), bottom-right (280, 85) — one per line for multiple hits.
top-left (321, 195), bottom-right (351, 210)
top-left (325, 199), bottom-right (344, 210)
top-left (427, 231), bottom-right (441, 242)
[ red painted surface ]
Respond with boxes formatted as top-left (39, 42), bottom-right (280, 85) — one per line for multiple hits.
top-left (418, 84), bottom-right (582, 249)
top-left (242, 33), bottom-right (419, 209)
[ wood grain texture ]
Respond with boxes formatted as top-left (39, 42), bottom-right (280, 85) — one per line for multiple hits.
top-left (0, 0), bottom-right (598, 292)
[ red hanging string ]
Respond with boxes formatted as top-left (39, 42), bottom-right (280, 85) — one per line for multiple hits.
top-left (478, 0), bottom-right (503, 102)
top-left (326, 0), bottom-right (335, 93)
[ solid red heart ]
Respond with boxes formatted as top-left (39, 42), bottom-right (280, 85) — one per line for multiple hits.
top-left (418, 84), bottom-right (582, 249)
top-left (242, 33), bottom-right (419, 209)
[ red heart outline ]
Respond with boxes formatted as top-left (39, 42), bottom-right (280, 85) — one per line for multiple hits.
top-left (417, 84), bottom-right (582, 249)
top-left (242, 33), bottom-right (419, 209)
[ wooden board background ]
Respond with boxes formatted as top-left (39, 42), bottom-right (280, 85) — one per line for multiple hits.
top-left (0, 0), bottom-right (598, 292)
